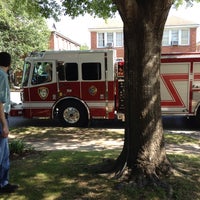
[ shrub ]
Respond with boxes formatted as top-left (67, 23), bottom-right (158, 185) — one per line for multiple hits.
top-left (9, 139), bottom-right (34, 155)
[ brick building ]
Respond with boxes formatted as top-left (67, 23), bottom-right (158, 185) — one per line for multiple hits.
top-left (49, 31), bottom-right (81, 51)
top-left (89, 16), bottom-right (200, 59)
top-left (162, 16), bottom-right (200, 53)
top-left (89, 17), bottom-right (124, 59)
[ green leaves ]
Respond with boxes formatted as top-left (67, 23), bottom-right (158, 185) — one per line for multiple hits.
top-left (173, 0), bottom-right (200, 8)
top-left (0, 0), bottom-right (50, 71)
top-left (61, 0), bottom-right (117, 19)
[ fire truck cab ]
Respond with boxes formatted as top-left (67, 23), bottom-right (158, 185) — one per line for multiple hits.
top-left (17, 50), bottom-right (124, 127)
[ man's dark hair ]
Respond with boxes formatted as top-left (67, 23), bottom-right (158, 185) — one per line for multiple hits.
top-left (0, 52), bottom-right (11, 67)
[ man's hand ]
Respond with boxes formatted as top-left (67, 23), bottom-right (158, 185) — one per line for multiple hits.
top-left (0, 102), bottom-right (9, 138)
top-left (1, 126), bottom-right (9, 138)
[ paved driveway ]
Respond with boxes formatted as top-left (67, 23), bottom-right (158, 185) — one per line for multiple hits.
top-left (9, 116), bottom-right (200, 154)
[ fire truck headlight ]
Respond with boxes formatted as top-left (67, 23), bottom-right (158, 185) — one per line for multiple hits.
top-left (59, 92), bottom-right (63, 97)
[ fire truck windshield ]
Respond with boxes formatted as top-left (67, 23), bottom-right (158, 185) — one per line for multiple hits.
top-left (22, 62), bottom-right (31, 86)
top-left (31, 62), bottom-right (52, 85)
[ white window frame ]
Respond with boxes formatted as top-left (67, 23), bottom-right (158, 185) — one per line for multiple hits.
top-left (162, 28), bottom-right (190, 46)
top-left (97, 32), bottom-right (123, 48)
top-left (97, 32), bottom-right (105, 47)
top-left (180, 29), bottom-right (189, 45)
top-left (107, 32), bottom-right (114, 44)
top-left (116, 32), bottom-right (123, 47)
top-left (162, 30), bottom-right (170, 46)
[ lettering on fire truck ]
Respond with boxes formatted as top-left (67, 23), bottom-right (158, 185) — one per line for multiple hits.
top-left (11, 51), bottom-right (200, 127)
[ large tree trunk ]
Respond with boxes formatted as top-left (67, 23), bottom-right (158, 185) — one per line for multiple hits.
top-left (113, 0), bottom-right (173, 184)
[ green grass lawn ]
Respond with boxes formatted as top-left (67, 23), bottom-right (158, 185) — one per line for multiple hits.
top-left (4, 126), bottom-right (199, 200)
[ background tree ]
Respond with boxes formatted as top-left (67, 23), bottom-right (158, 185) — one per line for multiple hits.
top-left (80, 44), bottom-right (89, 50)
top-left (11, 0), bottom-right (200, 188)
top-left (0, 0), bottom-right (50, 78)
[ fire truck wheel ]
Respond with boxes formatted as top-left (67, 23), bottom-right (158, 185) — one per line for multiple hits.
top-left (196, 107), bottom-right (200, 123)
top-left (58, 101), bottom-right (88, 127)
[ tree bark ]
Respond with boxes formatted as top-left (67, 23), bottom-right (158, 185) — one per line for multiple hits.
top-left (113, 0), bottom-right (173, 184)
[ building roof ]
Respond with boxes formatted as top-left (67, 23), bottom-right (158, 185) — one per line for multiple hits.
top-left (165, 16), bottom-right (200, 28)
top-left (88, 17), bottom-right (123, 31)
top-left (88, 15), bottom-right (200, 31)
top-left (51, 31), bottom-right (81, 47)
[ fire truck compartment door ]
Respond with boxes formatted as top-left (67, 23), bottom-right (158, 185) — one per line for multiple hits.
top-left (79, 53), bottom-right (107, 100)
top-left (78, 52), bottom-right (115, 118)
top-left (160, 63), bottom-right (190, 114)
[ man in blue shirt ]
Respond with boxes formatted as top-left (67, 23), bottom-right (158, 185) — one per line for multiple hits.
top-left (0, 52), bottom-right (18, 193)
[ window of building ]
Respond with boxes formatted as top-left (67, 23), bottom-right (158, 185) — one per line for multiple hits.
top-left (162, 28), bottom-right (190, 46)
top-left (82, 63), bottom-right (101, 80)
top-left (97, 32), bottom-right (123, 48)
top-left (98, 33), bottom-right (105, 47)
top-left (107, 32), bottom-right (113, 45)
top-left (116, 32), bottom-right (123, 47)
top-left (171, 29), bottom-right (179, 43)
top-left (162, 30), bottom-right (170, 46)
top-left (181, 29), bottom-right (189, 45)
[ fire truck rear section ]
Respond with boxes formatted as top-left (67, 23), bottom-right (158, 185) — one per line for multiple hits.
top-left (11, 50), bottom-right (200, 126)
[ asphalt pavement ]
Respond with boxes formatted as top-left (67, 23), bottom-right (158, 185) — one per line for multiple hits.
top-left (8, 114), bottom-right (200, 131)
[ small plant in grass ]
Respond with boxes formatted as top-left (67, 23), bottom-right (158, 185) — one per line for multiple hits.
top-left (9, 139), bottom-right (35, 156)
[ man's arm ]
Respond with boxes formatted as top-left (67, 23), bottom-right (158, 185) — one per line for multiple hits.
top-left (0, 102), bottom-right (9, 138)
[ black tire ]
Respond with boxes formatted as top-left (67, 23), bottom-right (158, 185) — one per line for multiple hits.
top-left (58, 100), bottom-right (88, 127)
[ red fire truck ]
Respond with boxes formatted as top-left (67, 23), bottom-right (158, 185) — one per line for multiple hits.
top-left (11, 50), bottom-right (200, 126)
top-left (11, 50), bottom-right (125, 126)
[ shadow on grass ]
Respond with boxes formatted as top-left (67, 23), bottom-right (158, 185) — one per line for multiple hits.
top-left (168, 154), bottom-right (200, 200)
top-left (2, 150), bottom-right (198, 200)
